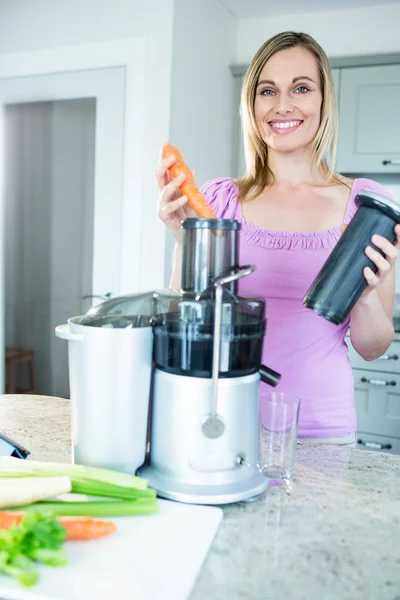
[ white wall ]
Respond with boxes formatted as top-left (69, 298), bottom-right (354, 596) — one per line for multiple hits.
top-left (0, 0), bottom-right (238, 291)
top-left (236, 2), bottom-right (400, 63)
top-left (165, 0), bottom-right (237, 282)
top-left (0, 0), bottom-right (171, 52)
top-left (170, 0), bottom-right (236, 184)
top-left (0, 0), bottom-right (175, 291)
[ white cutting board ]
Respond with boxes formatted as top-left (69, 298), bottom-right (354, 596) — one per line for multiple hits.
top-left (0, 499), bottom-right (222, 600)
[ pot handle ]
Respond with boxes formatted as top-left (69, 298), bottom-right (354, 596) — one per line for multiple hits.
top-left (55, 324), bottom-right (83, 342)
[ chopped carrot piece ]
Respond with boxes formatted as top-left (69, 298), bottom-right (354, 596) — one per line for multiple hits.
top-left (0, 511), bottom-right (117, 540)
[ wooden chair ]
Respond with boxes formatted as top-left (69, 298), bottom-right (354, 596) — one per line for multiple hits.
top-left (5, 347), bottom-right (38, 394)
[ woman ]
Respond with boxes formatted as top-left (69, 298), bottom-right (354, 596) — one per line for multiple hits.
top-left (156, 31), bottom-right (400, 445)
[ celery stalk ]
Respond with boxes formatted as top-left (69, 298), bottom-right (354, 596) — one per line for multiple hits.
top-left (71, 480), bottom-right (156, 500)
top-left (0, 457), bottom-right (147, 490)
top-left (0, 457), bottom-right (160, 517)
top-left (11, 500), bottom-right (160, 517)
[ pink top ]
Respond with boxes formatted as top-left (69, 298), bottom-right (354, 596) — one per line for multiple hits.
top-left (201, 177), bottom-right (392, 437)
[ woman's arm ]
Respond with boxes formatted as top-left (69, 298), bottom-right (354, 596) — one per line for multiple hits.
top-left (350, 273), bottom-right (394, 361)
top-left (350, 230), bottom-right (400, 361)
top-left (169, 242), bottom-right (183, 292)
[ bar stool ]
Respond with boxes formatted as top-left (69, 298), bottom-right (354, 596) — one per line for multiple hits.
top-left (5, 347), bottom-right (39, 394)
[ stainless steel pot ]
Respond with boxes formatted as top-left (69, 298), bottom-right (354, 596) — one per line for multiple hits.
top-left (56, 316), bottom-right (153, 474)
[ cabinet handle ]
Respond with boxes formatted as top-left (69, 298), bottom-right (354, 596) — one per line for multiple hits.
top-left (360, 377), bottom-right (396, 386)
top-left (382, 159), bottom-right (400, 165)
top-left (376, 354), bottom-right (399, 361)
top-left (358, 439), bottom-right (392, 450)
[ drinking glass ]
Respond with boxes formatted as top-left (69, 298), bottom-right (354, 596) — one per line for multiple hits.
top-left (259, 391), bottom-right (300, 485)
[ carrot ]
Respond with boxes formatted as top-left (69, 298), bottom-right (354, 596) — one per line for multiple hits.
top-left (0, 511), bottom-right (117, 540)
top-left (0, 511), bottom-right (23, 529)
top-left (57, 516), bottom-right (117, 540)
top-left (162, 143), bottom-right (217, 219)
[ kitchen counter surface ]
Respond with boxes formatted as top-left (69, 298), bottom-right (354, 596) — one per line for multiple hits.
top-left (1, 394), bottom-right (399, 600)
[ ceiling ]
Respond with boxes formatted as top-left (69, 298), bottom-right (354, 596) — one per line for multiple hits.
top-left (219, 0), bottom-right (399, 18)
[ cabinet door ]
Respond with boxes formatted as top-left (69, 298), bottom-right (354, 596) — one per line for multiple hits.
top-left (337, 64), bottom-right (400, 173)
top-left (354, 369), bottom-right (400, 437)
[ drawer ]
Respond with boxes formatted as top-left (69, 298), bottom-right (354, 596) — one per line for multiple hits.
top-left (354, 369), bottom-right (400, 438)
top-left (347, 337), bottom-right (400, 374)
top-left (357, 431), bottom-right (400, 455)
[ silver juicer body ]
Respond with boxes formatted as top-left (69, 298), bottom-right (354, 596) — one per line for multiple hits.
top-left (141, 369), bottom-right (265, 504)
top-left (139, 219), bottom-right (280, 504)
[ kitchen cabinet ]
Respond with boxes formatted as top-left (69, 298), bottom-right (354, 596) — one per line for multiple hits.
top-left (353, 368), bottom-right (400, 438)
top-left (356, 431), bottom-right (400, 454)
top-left (347, 337), bottom-right (400, 453)
top-left (337, 64), bottom-right (400, 174)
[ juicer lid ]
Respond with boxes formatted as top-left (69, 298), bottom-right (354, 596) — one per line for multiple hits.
top-left (79, 288), bottom-right (180, 328)
top-left (356, 191), bottom-right (400, 223)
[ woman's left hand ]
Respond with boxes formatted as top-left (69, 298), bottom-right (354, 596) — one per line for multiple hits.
top-left (362, 224), bottom-right (400, 291)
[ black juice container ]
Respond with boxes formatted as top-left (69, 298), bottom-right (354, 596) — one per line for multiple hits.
top-left (303, 191), bottom-right (400, 325)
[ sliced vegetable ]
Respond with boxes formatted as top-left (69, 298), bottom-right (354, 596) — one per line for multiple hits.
top-left (52, 492), bottom-right (90, 502)
top-left (0, 457), bottom-right (147, 489)
top-left (10, 499), bottom-right (159, 517)
top-left (53, 516), bottom-right (116, 540)
top-left (0, 476), bottom-right (71, 509)
top-left (161, 143), bottom-right (217, 219)
top-left (0, 511), bottom-right (23, 528)
top-left (0, 512), bottom-right (67, 587)
top-left (71, 479), bottom-right (156, 500)
top-left (0, 512), bottom-right (117, 540)
top-left (0, 457), bottom-right (159, 517)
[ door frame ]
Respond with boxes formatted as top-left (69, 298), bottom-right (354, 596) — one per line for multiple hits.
top-left (0, 38), bottom-right (147, 393)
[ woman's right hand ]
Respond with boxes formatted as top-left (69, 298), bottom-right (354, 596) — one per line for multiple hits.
top-left (156, 152), bottom-right (197, 242)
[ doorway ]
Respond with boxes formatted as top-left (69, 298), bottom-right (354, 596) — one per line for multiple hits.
top-left (4, 99), bottom-right (96, 398)
top-left (0, 39), bottom-right (148, 395)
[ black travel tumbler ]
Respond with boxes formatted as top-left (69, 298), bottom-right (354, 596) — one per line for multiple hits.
top-left (303, 191), bottom-right (400, 325)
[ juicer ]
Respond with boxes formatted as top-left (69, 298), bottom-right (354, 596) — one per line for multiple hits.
top-left (56, 218), bottom-right (280, 505)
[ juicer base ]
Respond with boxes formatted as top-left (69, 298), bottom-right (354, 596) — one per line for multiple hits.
top-left (138, 466), bottom-right (268, 505)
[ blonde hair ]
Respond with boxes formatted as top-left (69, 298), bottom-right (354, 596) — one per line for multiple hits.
top-left (238, 31), bottom-right (343, 201)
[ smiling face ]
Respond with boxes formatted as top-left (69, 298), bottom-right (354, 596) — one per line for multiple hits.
top-left (254, 47), bottom-right (323, 154)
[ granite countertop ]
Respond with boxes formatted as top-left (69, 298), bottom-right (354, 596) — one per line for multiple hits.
top-left (1, 395), bottom-right (399, 600)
